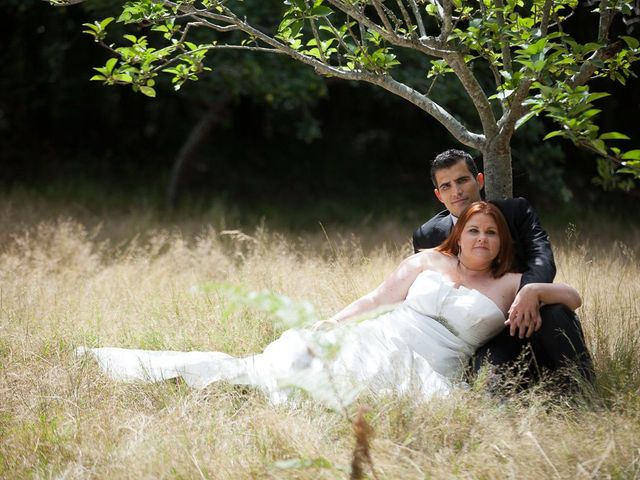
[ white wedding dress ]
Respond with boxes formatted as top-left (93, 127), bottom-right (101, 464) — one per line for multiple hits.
top-left (78, 271), bottom-right (506, 408)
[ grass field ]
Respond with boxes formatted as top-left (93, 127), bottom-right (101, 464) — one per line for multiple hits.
top-left (1, 199), bottom-right (640, 479)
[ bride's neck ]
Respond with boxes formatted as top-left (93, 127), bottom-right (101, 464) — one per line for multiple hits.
top-left (457, 256), bottom-right (492, 279)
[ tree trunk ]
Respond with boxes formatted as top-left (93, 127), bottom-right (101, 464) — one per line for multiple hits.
top-left (166, 105), bottom-right (222, 208)
top-left (482, 140), bottom-right (513, 200)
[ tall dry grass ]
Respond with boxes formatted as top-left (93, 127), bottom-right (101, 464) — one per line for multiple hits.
top-left (1, 200), bottom-right (640, 479)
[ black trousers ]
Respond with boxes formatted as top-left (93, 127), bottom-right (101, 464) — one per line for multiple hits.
top-left (472, 304), bottom-right (595, 388)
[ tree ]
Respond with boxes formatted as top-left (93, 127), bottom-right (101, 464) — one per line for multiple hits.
top-left (50, 0), bottom-right (640, 199)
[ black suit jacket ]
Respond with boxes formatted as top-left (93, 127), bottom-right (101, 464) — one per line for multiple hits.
top-left (412, 197), bottom-right (556, 288)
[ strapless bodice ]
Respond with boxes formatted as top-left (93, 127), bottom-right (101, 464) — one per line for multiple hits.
top-left (404, 270), bottom-right (506, 348)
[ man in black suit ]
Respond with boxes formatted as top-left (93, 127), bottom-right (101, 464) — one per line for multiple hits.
top-left (413, 149), bottom-right (594, 389)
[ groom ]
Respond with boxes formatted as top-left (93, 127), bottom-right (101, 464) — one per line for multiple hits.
top-left (413, 149), bottom-right (594, 388)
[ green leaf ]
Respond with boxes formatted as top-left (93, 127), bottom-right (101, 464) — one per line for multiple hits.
top-left (90, 74), bottom-right (106, 81)
top-left (515, 110), bottom-right (537, 129)
top-left (310, 5), bottom-right (332, 17)
top-left (81, 23), bottom-right (99, 33)
top-left (621, 150), bottom-right (640, 161)
top-left (618, 166), bottom-right (640, 176)
top-left (100, 17), bottom-right (115, 29)
top-left (592, 139), bottom-right (607, 154)
top-left (515, 58), bottom-right (534, 69)
top-left (105, 58), bottom-right (118, 74)
top-left (117, 10), bottom-right (132, 23)
top-left (290, 0), bottom-right (306, 10)
top-left (139, 86), bottom-right (156, 97)
top-left (543, 130), bottom-right (565, 140)
top-left (113, 73), bottom-right (133, 83)
top-left (304, 47), bottom-right (322, 59)
top-left (599, 132), bottom-right (630, 140)
top-left (621, 36), bottom-right (640, 50)
top-left (289, 19), bottom-right (304, 37)
top-left (425, 3), bottom-right (439, 16)
top-left (580, 108), bottom-right (601, 120)
top-left (583, 42), bottom-right (602, 54)
top-left (521, 37), bottom-right (548, 56)
top-left (586, 92), bottom-right (610, 102)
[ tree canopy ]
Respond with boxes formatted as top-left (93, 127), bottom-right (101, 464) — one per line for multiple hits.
top-left (48, 0), bottom-right (640, 199)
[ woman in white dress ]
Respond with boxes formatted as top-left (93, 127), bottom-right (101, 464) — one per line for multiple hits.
top-left (79, 202), bottom-right (581, 408)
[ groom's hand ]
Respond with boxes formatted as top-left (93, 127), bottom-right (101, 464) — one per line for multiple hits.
top-left (506, 286), bottom-right (542, 338)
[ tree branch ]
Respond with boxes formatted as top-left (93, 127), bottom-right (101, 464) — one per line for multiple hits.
top-left (494, 0), bottom-right (512, 73)
top-left (598, 0), bottom-right (614, 43)
top-left (488, 62), bottom-right (504, 112)
top-left (47, 0), bottom-right (87, 5)
top-left (163, 2), bottom-right (237, 27)
top-left (445, 52), bottom-right (498, 138)
top-left (307, 13), bottom-right (327, 63)
top-left (394, 0), bottom-right (415, 36)
top-left (540, 0), bottom-right (553, 36)
top-left (569, 41), bottom-right (623, 87)
top-left (177, 3), bottom-right (483, 149)
top-left (438, 0), bottom-right (453, 43)
top-left (497, 78), bottom-right (533, 135)
top-left (407, 0), bottom-right (427, 38)
top-left (211, 5), bottom-right (368, 77)
top-left (321, 16), bottom-right (356, 65)
top-left (192, 20), bottom-right (239, 33)
top-left (370, 74), bottom-right (485, 148)
top-left (371, 0), bottom-right (394, 33)
top-left (148, 43), bottom-right (284, 75)
top-left (326, 0), bottom-right (448, 56)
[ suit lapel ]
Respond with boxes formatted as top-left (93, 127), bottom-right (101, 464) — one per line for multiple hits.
top-left (441, 213), bottom-right (454, 234)
top-left (436, 213), bottom-right (454, 244)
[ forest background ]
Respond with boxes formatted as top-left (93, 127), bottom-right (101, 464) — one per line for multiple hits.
top-left (2, 0), bottom-right (640, 227)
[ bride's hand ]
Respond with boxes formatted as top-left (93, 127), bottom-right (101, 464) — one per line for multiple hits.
top-left (310, 319), bottom-right (338, 331)
top-left (506, 285), bottom-right (542, 338)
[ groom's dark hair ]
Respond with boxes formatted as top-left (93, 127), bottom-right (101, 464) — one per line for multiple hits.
top-left (436, 201), bottom-right (513, 277)
top-left (430, 149), bottom-right (479, 187)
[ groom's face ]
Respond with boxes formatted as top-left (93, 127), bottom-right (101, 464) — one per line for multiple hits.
top-left (433, 160), bottom-right (484, 217)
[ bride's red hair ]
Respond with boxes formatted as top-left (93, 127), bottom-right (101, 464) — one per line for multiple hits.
top-left (435, 201), bottom-right (513, 278)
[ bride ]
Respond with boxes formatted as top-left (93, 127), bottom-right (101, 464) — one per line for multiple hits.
top-left (79, 202), bottom-right (581, 408)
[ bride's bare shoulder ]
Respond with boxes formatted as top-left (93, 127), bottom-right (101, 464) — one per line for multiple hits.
top-left (503, 272), bottom-right (522, 282)
top-left (412, 248), bottom-right (454, 269)
top-left (501, 272), bottom-right (522, 291)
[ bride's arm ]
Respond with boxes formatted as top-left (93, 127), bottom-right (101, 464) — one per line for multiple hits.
top-left (505, 274), bottom-right (582, 338)
top-left (325, 254), bottom-right (426, 325)
top-left (518, 283), bottom-right (582, 311)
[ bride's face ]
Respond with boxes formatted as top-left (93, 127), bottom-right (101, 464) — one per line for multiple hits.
top-left (458, 213), bottom-right (500, 263)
